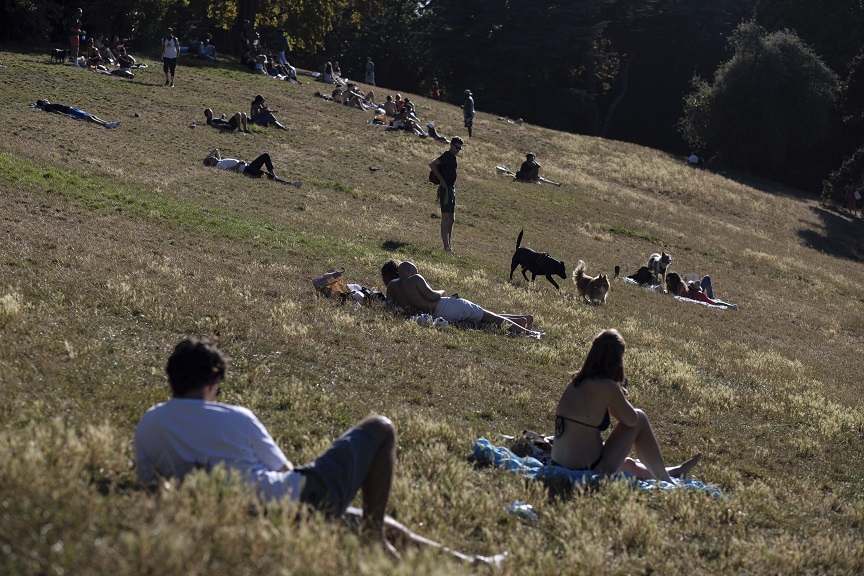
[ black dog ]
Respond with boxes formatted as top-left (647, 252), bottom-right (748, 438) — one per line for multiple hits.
top-left (627, 266), bottom-right (658, 286)
top-left (51, 48), bottom-right (70, 64)
top-left (509, 229), bottom-right (566, 289)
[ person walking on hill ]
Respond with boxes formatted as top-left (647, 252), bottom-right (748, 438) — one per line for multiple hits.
top-left (429, 136), bottom-right (464, 254)
top-left (462, 89), bottom-right (475, 138)
top-left (277, 30), bottom-right (289, 67)
top-left (162, 27), bottom-right (180, 87)
top-left (365, 56), bottom-right (375, 85)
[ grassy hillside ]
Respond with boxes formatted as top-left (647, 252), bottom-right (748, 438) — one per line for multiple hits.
top-left (1, 46), bottom-right (863, 575)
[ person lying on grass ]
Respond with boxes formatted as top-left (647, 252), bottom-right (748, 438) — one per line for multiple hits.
top-left (135, 338), bottom-right (506, 565)
top-left (34, 99), bottom-right (120, 128)
top-left (665, 272), bottom-right (738, 310)
top-left (203, 149), bottom-right (301, 187)
top-left (551, 329), bottom-right (702, 481)
top-left (204, 108), bottom-right (248, 132)
top-left (381, 259), bottom-right (542, 338)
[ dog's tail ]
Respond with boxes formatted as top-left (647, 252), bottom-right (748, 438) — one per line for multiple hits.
top-left (572, 260), bottom-right (586, 283)
top-left (516, 228), bottom-right (524, 250)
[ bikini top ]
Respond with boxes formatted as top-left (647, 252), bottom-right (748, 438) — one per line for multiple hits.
top-left (554, 409), bottom-right (611, 438)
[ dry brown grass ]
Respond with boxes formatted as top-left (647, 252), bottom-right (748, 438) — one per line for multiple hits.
top-left (1, 45), bottom-right (863, 574)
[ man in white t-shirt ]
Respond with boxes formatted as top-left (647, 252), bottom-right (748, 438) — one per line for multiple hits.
top-left (135, 338), bottom-right (505, 564)
top-left (202, 148), bottom-right (302, 187)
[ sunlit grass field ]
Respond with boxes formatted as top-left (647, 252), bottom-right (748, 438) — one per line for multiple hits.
top-left (1, 46), bottom-right (863, 575)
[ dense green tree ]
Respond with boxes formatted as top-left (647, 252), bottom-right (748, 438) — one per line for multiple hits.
top-left (754, 0), bottom-right (864, 74)
top-left (680, 22), bottom-right (840, 190)
top-left (601, 0), bottom-right (756, 150)
top-left (824, 48), bottom-right (864, 202)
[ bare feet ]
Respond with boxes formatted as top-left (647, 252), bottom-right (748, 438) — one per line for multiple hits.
top-left (669, 452), bottom-right (702, 478)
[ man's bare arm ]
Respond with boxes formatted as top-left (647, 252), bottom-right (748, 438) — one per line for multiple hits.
top-left (429, 157), bottom-right (445, 186)
top-left (410, 274), bottom-right (445, 300)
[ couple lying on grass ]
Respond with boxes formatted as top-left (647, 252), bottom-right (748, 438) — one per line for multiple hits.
top-left (380, 259), bottom-right (544, 339)
top-left (136, 330), bottom-right (700, 563)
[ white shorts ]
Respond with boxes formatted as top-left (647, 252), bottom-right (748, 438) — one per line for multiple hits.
top-left (434, 296), bottom-right (484, 323)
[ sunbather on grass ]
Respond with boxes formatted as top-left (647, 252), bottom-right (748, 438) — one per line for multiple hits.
top-left (381, 259), bottom-right (541, 337)
top-left (203, 148), bottom-right (301, 187)
top-left (551, 329), bottom-right (702, 481)
top-left (203, 108), bottom-right (248, 132)
top-left (34, 99), bottom-right (120, 128)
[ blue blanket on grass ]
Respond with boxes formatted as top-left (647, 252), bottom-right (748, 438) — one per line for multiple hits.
top-left (472, 438), bottom-right (722, 496)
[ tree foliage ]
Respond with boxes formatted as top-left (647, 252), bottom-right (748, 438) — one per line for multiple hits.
top-left (754, 0), bottom-right (864, 74)
top-left (680, 22), bottom-right (840, 190)
top-left (823, 48), bottom-right (864, 201)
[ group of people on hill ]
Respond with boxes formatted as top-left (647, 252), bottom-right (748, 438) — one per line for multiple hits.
top-left (37, 25), bottom-right (711, 564)
top-left (202, 94), bottom-right (288, 132)
top-left (66, 8), bottom-right (144, 78)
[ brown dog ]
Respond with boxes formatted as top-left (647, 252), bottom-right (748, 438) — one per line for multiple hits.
top-left (573, 260), bottom-right (610, 305)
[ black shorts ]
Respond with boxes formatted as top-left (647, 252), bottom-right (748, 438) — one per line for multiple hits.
top-left (162, 57), bottom-right (177, 74)
top-left (296, 425), bottom-right (382, 517)
top-left (438, 185), bottom-right (456, 213)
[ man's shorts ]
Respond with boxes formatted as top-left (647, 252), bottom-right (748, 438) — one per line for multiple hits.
top-left (162, 57), bottom-right (177, 74)
top-left (464, 115), bottom-right (474, 128)
top-left (68, 107), bottom-right (89, 121)
top-left (437, 185), bottom-right (455, 213)
top-left (434, 296), bottom-right (484, 323)
top-left (296, 425), bottom-right (382, 517)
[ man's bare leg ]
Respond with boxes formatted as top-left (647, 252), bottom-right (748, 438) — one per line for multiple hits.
top-left (481, 311), bottom-right (543, 338)
top-left (500, 314), bottom-right (533, 329)
top-left (441, 212), bottom-right (454, 252)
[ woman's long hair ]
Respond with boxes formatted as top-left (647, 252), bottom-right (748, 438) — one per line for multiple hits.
top-left (571, 329), bottom-right (625, 386)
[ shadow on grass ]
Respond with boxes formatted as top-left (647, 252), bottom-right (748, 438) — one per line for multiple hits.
top-left (381, 239), bottom-right (416, 252)
top-left (798, 205), bottom-right (863, 262)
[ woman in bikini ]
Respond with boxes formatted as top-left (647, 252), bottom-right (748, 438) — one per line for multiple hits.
top-left (550, 329), bottom-right (701, 482)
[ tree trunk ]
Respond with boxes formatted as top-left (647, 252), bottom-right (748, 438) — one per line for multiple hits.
top-left (601, 53), bottom-right (635, 139)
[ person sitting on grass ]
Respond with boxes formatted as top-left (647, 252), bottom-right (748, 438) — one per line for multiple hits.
top-left (515, 152), bottom-right (540, 182)
top-left (250, 94), bottom-right (288, 130)
top-left (203, 149), bottom-right (301, 187)
top-left (342, 83), bottom-right (372, 110)
top-left (550, 329), bottom-right (702, 481)
top-left (34, 99), bottom-right (121, 128)
top-left (85, 37), bottom-right (107, 67)
top-left (135, 338), bottom-right (506, 565)
top-left (204, 108), bottom-right (248, 133)
top-left (116, 46), bottom-right (136, 70)
top-left (382, 260), bottom-right (542, 338)
top-left (197, 38), bottom-right (218, 61)
top-left (512, 153), bottom-right (561, 186)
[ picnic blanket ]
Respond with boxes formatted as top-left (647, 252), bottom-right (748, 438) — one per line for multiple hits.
top-left (620, 277), bottom-right (730, 309)
top-left (471, 438), bottom-right (722, 496)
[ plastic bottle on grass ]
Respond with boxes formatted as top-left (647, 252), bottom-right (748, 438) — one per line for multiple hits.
top-left (506, 501), bottom-right (539, 522)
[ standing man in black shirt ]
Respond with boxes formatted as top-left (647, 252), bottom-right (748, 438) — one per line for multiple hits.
top-left (428, 137), bottom-right (464, 254)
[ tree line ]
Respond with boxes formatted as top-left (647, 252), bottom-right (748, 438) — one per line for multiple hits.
top-left (3, 0), bottom-right (862, 198)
